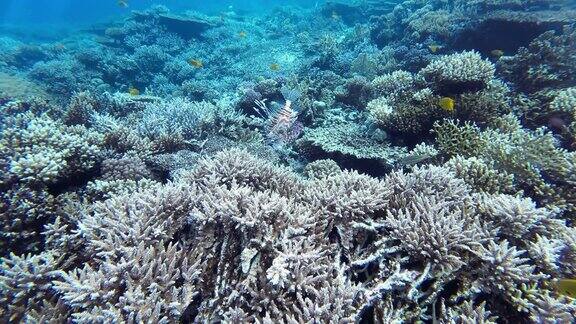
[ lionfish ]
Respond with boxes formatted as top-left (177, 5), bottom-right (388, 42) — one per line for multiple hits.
top-left (253, 87), bottom-right (303, 147)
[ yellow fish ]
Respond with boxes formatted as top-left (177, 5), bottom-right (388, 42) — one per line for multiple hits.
top-left (269, 63), bottom-right (280, 71)
top-left (238, 31), bottom-right (247, 38)
top-left (438, 97), bottom-right (455, 112)
top-left (188, 59), bottom-right (203, 68)
top-left (491, 49), bottom-right (504, 58)
top-left (128, 86), bottom-right (139, 96)
top-left (118, 0), bottom-right (129, 8)
top-left (428, 44), bottom-right (442, 53)
top-left (556, 279), bottom-right (576, 298)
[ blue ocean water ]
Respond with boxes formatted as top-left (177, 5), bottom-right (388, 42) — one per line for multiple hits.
top-left (0, 0), bottom-right (321, 26)
top-left (0, 0), bottom-right (575, 322)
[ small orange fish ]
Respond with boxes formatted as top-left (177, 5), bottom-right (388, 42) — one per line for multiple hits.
top-left (490, 49), bottom-right (504, 58)
top-left (269, 63), bottom-right (280, 71)
top-left (188, 59), bottom-right (204, 68)
top-left (118, 0), bottom-right (129, 8)
top-left (428, 44), bottom-right (442, 53)
top-left (128, 86), bottom-right (139, 96)
top-left (238, 31), bottom-right (247, 38)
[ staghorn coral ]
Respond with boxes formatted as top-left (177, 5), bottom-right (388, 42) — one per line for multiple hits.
top-left (183, 148), bottom-right (304, 196)
top-left (445, 155), bottom-right (516, 194)
top-left (0, 186), bottom-right (59, 255)
top-left (0, 149), bottom-right (574, 322)
top-left (0, 251), bottom-right (69, 322)
top-left (472, 240), bottom-right (546, 307)
top-left (137, 98), bottom-right (243, 143)
top-left (480, 115), bottom-right (576, 216)
top-left (63, 91), bottom-right (99, 126)
top-left (100, 154), bottom-right (152, 181)
top-left (0, 111), bottom-right (104, 256)
top-left (549, 87), bottom-right (576, 146)
top-left (1, 113), bottom-right (104, 184)
top-left (550, 87), bottom-right (576, 115)
top-left (441, 300), bottom-right (498, 323)
top-left (419, 50), bottom-right (495, 94)
top-left (432, 119), bottom-right (486, 157)
top-left (303, 159), bottom-right (341, 179)
top-left (436, 114), bottom-right (576, 219)
top-left (477, 194), bottom-right (552, 240)
top-left (54, 242), bottom-right (199, 323)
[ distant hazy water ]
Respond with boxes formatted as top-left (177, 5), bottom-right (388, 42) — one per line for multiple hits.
top-left (0, 0), bottom-right (324, 27)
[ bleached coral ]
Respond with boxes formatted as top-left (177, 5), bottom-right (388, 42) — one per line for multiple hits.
top-left (477, 194), bottom-right (551, 240)
top-left (474, 240), bottom-right (544, 297)
top-left (385, 194), bottom-right (492, 271)
top-left (371, 70), bottom-right (415, 99)
top-left (1, 113), bottom-right (104, 184)
top-left (184, 148), bottom-right (303, 196)
top-left (1, 149), bottom-right (575, 322)
top-left (0, 111), bottom-right (105, 256)
top-left (367, 96), bottom-right (394, 123)
top-left (100, 154), bottom-right (151, 181)
top-left (442, 300), bottom-right (498, 323)
top-left (357, 166), bottom-right (495, 273)
top-left (419, 50), bottom-right (495, 92)
top-left (84, 178), bottom-right (160, 201)
top-left (54, 242), bottom-right (199, 323)
top-left (298, 120), bottom-right (408, 169)
top-left (0, 251), bottom-right (67, 322)
top-left (138, 98), bottom-right (243, 141)
top-left (303, 159), bottom-right (341, 179)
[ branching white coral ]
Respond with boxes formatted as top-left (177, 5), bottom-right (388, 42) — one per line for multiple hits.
top-left (419, 50), bottom-right (495, 87)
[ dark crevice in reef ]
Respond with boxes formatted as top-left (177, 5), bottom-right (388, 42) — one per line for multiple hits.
top-left (46, 168), bottom-right (100, 196)
top-left (453, 17), bottom-right (567, 55)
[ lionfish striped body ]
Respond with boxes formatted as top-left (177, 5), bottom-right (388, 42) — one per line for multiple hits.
top-left (254, 87), bottom-right (303, 146)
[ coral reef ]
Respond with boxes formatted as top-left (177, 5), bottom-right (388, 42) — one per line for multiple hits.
top-left (0, 0), bottom-right (575, 322)
top-left (419, 50), bottom-right (496, 93)
top-left (2, 150), bottom-right (574, 322)
top-left (434, 115), bottom-right (576, 219)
